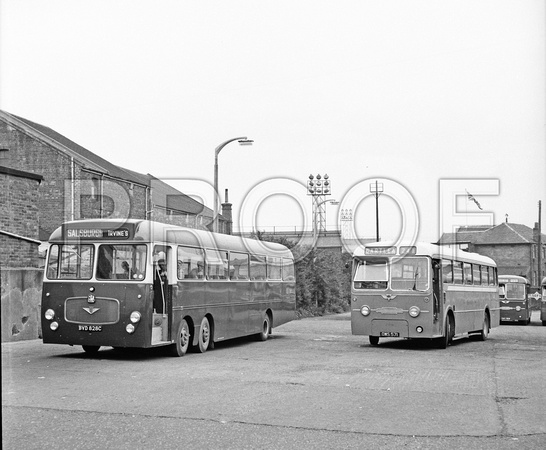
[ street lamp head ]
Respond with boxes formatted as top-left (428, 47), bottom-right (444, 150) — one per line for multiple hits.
top-left (238, 139), bottom-right (254, 146)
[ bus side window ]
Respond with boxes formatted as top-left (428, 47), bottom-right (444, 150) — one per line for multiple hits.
top-left (453, 261), bottom-right (463, 285)
top-left (463, 262), bottom-right (472, 285)
top-left (481, 266), bottom-right (489, 285)
top-left (441, 259), bottom-right (453, 283)
top-left (473, 264), bottom-right (481, 285)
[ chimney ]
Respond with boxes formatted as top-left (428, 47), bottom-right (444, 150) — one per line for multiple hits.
top-left (221, 189), bottom-right (233, 235)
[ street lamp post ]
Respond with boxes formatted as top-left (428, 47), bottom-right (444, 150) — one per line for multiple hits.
top-left (213, 137), bottom-right (253, 233)
top-left (369, 180), bottom-right (384, 242)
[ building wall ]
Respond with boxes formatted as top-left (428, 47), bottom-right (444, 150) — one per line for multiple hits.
top-left (1, 121), bottom-right (74, 237)
top-left (0, 171), bottom-right (41, 268)
top-left (1, 120), bottom-right (152, 238)
top-left (1, 268), bottom-right (43, 342)
top-left (470, 243), bottom-right (531, 278)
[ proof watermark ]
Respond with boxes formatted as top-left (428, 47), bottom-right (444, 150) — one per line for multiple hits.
top-left (60, 175), bottom-right (500, 263)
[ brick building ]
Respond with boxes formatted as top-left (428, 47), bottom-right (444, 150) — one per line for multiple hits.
top-left (0, 166), bottom-right (43, 268)
top-left (0, 109), bottom-right (229, 267)
top-left (438, 222), bottom-right (546, 290)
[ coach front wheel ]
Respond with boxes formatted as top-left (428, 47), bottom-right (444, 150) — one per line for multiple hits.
top-left (82, 345), bottom-right (100, 354)
top-left (369, 336), bottom-right (379, 346)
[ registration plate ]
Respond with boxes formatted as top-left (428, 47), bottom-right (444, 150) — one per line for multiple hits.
top-left (380, 331), bottom-right (399, 337)
top-left (78, 325), bottom-right (102, 332)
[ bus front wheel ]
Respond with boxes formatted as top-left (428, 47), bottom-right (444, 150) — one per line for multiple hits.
top-left (369, 336), bottom-right (379, 346)
top-left (170, 319), bottom-right (190, 357)
top-left (436, 316), bottom-right (453, 349)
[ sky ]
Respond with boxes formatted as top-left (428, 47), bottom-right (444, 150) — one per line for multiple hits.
top-left (1, 0), bottom-right (544, 244)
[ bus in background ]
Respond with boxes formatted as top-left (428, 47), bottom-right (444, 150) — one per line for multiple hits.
top-left (41, 219), bottom-right (296, 356)
top-left (350, 242), bottom-right (499, 348)
top-left (498, 275), bottom-right (531, 325)
top-left (541, 277), bottom-right (546, 326)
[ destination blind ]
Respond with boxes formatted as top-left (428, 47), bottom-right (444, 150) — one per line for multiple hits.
top-left (64, 227), bottom-right (130, 240)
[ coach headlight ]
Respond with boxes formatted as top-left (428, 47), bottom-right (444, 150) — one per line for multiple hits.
top-left (130, 311), bottom-right (141, 324)
top-left (50, 321), bottom-right (59, 331)
top-left (360, 305), bottom-right (371, 316)
top-left (45, 309), bottom-right (55, 321)
top-left (408, 306), bottom-right (421, 318)
top-left (126, 324), bottom-right (135, 334)
top-left (515, 306), bottom-right (521, 312)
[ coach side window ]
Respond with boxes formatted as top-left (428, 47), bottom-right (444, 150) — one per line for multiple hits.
top-left (230, 252), bottom-right (249, 280)
top-left (268, 257), bottom-right (282, 280)
top-left (283, 258), bottom-right (295, 281)
top-left (250, 255), bottom-right (267, 280)
top-left (205, 249), bottom-right (228, 280)
top-left (177, 246), bottom-right (205, 279)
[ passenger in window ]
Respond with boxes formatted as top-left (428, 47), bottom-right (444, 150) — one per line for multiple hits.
top-left (153, 254), bottom-right (168, 313)
top-left (121, 261), bottom-right (131, 279)
top-left (189, 263), bottom-right (204, 279)
top-left (97, 246), bottom-right (113, 279)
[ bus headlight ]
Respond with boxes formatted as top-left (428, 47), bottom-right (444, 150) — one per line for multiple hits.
top-left (515, 306), bottom-right (521, 312)
top-left (126, 324), bottom-right (135, 334)
top-left (50, 321), bottom-right (59, 331)
top-left (130, 311), bottom-right (141, 323)
top-left (45, 309), bottom-right (55, 321)
top-left (360, 305), bottom-right (371, 316)
top-left (408, 306), bottom-right (421, 318)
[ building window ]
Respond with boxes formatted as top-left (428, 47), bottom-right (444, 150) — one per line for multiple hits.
top-left (0, 149), bottom-right (9, 159)
top-left (91, 177), bottom-right (99, 200)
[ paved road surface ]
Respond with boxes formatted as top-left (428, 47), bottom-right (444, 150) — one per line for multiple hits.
top-left (2, 311), bottom-right (545, 449)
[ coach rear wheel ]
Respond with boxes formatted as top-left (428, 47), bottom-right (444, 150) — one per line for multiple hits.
top-left (82, 345), bottom-right (100, 354)
top-left (197, 317), bottom-right (211, 353)
top-left (170, 319), bottom-right (190, 357)
top-left (369, 336), bottom-right (379, 346)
